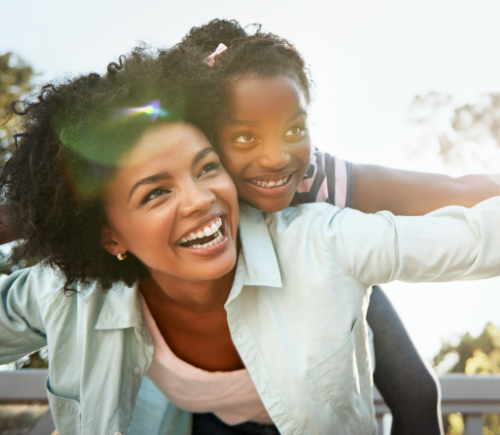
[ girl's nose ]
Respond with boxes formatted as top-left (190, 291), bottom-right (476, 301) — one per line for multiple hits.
top-left (259, 140), bottom-right (291, 170)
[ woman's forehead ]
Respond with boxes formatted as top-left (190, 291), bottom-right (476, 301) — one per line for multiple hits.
top-left (118, 122), bottom-right (210, 168)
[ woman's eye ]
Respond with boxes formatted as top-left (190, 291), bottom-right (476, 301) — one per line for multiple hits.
top-left (285, 126), bottom-right (306, 138)
top-left (234, 133), bottom-right (256, 143)
top-left (142, 188), bottom-right (170, 204)
top-left (199, 162), bottom-right (220, 177)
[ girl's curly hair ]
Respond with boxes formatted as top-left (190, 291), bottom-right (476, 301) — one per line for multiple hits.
top-left (175, 19), bottom-right (312, 121)
top-left (1, 46), bottom-right (213, 291)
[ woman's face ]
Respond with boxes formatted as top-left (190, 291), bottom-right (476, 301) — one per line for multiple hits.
top-left (216, 76), bottom-right (312, 213)
top-left (102, 122), bottom-right (239, 284)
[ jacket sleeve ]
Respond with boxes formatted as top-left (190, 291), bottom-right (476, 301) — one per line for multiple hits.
top-left (0, 265), bottom-right (64, 365)
top-left (323, 196), bottom-right (500, 286)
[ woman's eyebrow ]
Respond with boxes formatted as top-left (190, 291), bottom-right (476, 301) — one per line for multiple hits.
top-left (193, 147), bottom-right (216, 166)
top-left (129, 172), bottom-right (171, 201)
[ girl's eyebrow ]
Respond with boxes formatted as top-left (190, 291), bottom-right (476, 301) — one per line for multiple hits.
top-left (288, 109), bottom-right (307, 122)
top-left (224, 118), bottom-right (258, 128)
top-left (225, 109), bottom-right (308, 128)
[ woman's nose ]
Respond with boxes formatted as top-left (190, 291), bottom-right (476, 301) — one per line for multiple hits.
top-left (179, 181), bottom-right (216, 217)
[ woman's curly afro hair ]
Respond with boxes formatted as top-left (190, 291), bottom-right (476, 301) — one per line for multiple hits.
top-left (1, 45), bottom-right (214, 291)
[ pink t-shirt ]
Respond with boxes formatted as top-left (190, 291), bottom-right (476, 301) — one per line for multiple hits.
top-left (291, 150), bottom-right (353, 208)
top-left (141, 297), bottom-right (273, 426)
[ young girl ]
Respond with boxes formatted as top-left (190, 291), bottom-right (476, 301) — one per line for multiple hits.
top-left (172, 19), bottom-right (500, 435)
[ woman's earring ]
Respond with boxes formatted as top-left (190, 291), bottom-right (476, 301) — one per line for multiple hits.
top-left (117, 251), bottom-right (127, 261)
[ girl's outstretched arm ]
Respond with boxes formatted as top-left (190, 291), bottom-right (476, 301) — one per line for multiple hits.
top-left (353, 164), bottom-right (500, 216)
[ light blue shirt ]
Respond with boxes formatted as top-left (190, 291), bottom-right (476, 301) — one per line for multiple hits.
top-left (2, 199), bottom-right (500, 435)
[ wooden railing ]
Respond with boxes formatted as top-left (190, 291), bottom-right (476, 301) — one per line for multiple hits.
top-left (375, 374), bottom-right (500, 435)
top-left (2, 370), bottom-right (500, 434)
top-left (0, 369), bottom-right (54, 434)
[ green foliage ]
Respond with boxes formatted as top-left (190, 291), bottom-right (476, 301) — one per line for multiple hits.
top-left (0, 52), bottom-right (36, 165)
top-left (434, 323), bottom-right (500, 434)
top-left (433, 322), bottom-right (500, 374)
top-left (0, 53), bottom-right (45, 370)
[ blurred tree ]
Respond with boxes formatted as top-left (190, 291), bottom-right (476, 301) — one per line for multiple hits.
top-left (407, 91), bottom-right (500, 175)
top-left (433, 323), bottom-right (500, 374)
top-left (433, 323), bottom-right (500, 435)
top-left (0, 52), bottom-right (46, 370)
top-left (0, 52), bottom-right (36, 164)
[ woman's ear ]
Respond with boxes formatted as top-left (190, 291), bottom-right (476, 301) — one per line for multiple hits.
top-left (101, 224), bottom-right (123, 256)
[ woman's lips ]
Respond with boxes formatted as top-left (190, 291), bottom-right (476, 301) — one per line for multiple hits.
top-left (178, 216), bottom-right (223, 247)
top-left (178, 216), bottom-right (229, 256)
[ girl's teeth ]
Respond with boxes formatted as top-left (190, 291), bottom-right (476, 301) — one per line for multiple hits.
top-left (204, 226), bottom-right (213, 237)
top-left (251, 176), bottom-right (288, 188)
top-left (211, 223), bottom-right (218, 233)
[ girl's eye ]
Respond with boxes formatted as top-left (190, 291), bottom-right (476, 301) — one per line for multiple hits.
top-left (234, 133), bottom-right (256, 144)
top-left (199, 162), bottom-right (220, 177)
top-left (142, 188), bottom-right (170, 205)
top-left (285, 125), bottom-right (306, 138)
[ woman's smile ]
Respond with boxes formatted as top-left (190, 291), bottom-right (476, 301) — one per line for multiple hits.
top-left (177, 215), bottom-right (230, 257)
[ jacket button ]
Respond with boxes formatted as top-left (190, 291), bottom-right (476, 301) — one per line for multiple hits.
top-left (134, 367), bottom-right (141, 375)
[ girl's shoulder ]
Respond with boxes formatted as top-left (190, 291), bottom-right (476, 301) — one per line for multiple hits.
top-left (291, 149), bottom-right (354, 208)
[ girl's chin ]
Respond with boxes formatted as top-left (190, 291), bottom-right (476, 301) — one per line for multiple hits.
top-left (242, 194), bottom-right (292, 213)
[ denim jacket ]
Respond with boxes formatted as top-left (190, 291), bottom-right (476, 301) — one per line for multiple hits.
top-left (2, 199), bottom-right (500, 435)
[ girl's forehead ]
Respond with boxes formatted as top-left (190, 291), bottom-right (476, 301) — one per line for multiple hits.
top-left (226, 77), bottom-right (308, 118)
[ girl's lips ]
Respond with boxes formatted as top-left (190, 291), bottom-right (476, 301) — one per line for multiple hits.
top-left (245, 171), bottom-right (296, 196)
top-left (178, 217), bottom-right (230, 257)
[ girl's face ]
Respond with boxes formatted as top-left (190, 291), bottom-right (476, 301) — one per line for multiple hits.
top-left (217, 76), bottom-right (312, 213)
top-left (102, 123), bottom-right (239, 284)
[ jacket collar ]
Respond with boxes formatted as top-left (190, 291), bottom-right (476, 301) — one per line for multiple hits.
top-left (95, 202), bottom-right (282, 327)
top-left (226, 203), bottom-right (282, 306)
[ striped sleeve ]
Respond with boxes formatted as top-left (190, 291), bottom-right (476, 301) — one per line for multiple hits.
top-left (291, 150), bottom-right (354, 209)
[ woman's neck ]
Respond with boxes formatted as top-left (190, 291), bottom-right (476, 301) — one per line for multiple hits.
top-left (141, 266), bottom-right (236, 313)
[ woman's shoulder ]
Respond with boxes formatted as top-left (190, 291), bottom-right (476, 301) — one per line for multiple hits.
top-left (0, 263), bottom-right (131, 312)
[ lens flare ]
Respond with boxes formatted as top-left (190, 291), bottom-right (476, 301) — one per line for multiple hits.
top-left (115, 99), bottom-right (167, 121)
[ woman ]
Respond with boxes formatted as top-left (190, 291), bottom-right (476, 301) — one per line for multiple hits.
top-left (2, 47), bottom-right (500, 435)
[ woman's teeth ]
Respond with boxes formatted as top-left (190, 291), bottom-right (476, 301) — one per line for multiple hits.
top-left (250, 175), bottom-right (290, 188)
top-left (179, 217), bottom-right (223, 249)
top-left (189, 233), bottom-right (223, 249)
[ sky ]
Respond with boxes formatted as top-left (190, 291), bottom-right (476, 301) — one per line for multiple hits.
top-left (2, 0), bottom-right (500, 360)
